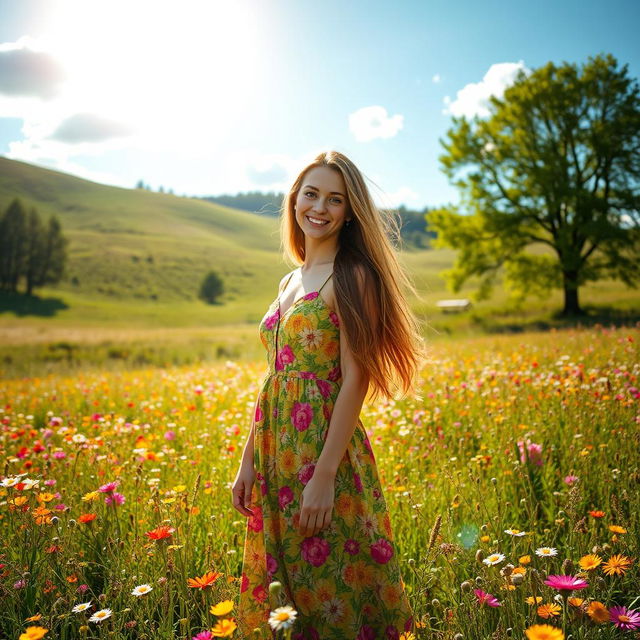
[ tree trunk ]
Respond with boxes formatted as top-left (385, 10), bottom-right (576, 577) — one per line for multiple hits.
top-left (561, 271), bottom-right (584, 316)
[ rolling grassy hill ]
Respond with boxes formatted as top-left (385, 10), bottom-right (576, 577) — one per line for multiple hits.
top-left (0, 155), bottom-right (638, 368)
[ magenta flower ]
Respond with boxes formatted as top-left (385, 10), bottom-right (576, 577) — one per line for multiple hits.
top-left (192, 631), bottom-right (213, 640)
top-left (544, 574), bottom-right (589, 592)
top-left (474, 588), bottom-right (501, 607)
top-left (98, 481), bottom-right (119, 493)
top-left (105, 492), bottom-right (125, 506)
top-left (563, 475), bottom-right (579, 485)
top-left (609, 606), bottom-right (640, 630)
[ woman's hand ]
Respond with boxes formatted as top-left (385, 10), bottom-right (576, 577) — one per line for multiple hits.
top-left (231, 461), bottom-right (256, 517)
top-left (298, 470), bottom-right (335, 537)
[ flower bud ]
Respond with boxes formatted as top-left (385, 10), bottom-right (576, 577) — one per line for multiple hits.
top-left (460, 581), bottom-right (472, 592)
top-left (431, 598), bottom-right (440, 607)
top-left (511, 573), bottom-right (524, 585)
top-left (500, 564), bottom-right (514, 577)
top-left (475, 549), bottom-right (485, 563)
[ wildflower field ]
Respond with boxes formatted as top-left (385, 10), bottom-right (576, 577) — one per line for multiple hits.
top-left (1, 324), bottom-right (639, 640)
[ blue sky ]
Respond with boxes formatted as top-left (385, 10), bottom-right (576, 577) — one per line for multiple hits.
top-left (0, 0), bottom-right (638, 210)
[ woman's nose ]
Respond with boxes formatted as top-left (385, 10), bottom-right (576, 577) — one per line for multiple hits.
top-left (312, 198), bottom-right (327, 212)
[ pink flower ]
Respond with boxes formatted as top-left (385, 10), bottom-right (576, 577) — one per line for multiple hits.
top-left (13, 579), bottom-right (26, 589)
top-left (370, 538), bottom-right (394, 564)
top-left (474, 588), bottom-right (501, 607)
top-left (316, 379), bottom-right (333, 399)
top-left (44, 479), bottom-right (56, 486)
top-left (291, 402), bottom-right (313, 432)
top-left (297, 463), bottom-right (316, 486)
top-left (564, 475), bottom-right (579, 486)
top-left (544, 574), bottom-right (589, 591)
top-left (105, 492), bottom-right (125, 506)
top-left (164, 430), bottom-right (176, 441)
top-left (356, 624), bottom-right (376, 640)
top-left (517, 440), bottom-right (543, 466)
top-left (353, 472), bottom-right (363, 493)
top-left (278, 486), bottom-right (294, 510)
top-left (328, 365), bottom-right (341, 381)
top-left (609, 605), bottom-right (640, 630)
top-left (266, 552), bottom-right (278, 578)
top-left (264, 309), bottom-right (280, 331)
top-left (192, 631), bottom-right (213, 640)
top-left (98, 481), bottom-right (119, 493)
top-left (77, 584), bottom-right (89, 593)
top-left (301, 536), bottom-right (331, 567)
top-left (247, 505), bottom-right (263, 533)
top-left (344, 539), bottom-right (360, 555)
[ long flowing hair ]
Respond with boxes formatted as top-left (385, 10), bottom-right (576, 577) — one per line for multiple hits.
top-left (280, 150), bottom-right (426, 402)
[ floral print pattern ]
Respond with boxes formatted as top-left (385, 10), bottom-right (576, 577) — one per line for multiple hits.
top-left (238, 271), bottom-right (414, 639)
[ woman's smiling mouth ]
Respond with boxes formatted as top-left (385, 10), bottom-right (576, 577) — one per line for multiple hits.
top-left (306, 215), bottom-right (329, 226)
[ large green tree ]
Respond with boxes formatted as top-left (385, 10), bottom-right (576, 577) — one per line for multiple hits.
top-left (427, 53), bottom-right (640, 315)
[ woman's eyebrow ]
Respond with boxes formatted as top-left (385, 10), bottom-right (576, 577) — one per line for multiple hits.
top-left (302, 184), bottom-right (345, 197)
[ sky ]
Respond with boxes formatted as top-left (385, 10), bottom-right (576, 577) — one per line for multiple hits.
top-left (0, 0), bottom-right (639, 210)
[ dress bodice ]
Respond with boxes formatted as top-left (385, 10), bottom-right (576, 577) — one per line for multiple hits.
top-left (259, 271), bottom-right (342, 384)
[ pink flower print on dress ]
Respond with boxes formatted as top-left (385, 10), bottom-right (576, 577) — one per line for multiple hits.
top-left (304, 291), bottom-right (319, 301)
top-left (254, 404), bottom-right (263, 423)
top-left (298, 462), bottom-right (316, 485)
top-left (385, 626), bottom-right (400, 640)
top-left (329, 310), bottom-right (340, 327)
top-left (264, 309), bottom-right (280, 330)
top-left (301, 536), bottom-right (331, 566)
top-left (278, 485), bottom-right (294, 510)
top-left (266, 552), bottom-right (278, 578)
top-left (247, 505), bottom-right (263, 532)
top-left (370, 538), bottom-right (394, 564)
top-left (255, 471), bottom-right (267, 496)
top-left (353, 472), bottom-right (363, 493)
top-left (275, 344), bottom-right (295, 371)
top-left (240, 572), bottom-right (249, 593)
top-left (328, 365), bottom-right (341, 382)
top-left (344, 539), bottom-right (360, 555)
top-left (316, 379), bottom-right (333, 399)
top-left (252, 583), bottom-right (267, 602)
top-left (357, 625), bottom-right (376, 640)
top-left (291, 402), bottom-right (313, 431)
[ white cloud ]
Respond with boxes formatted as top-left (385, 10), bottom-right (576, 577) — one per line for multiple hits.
top-left (349, 105), bottom-right (404, 142)
top-left (379, 185), bottom-right (420, 208)
top-left (443, 61), bottom-right (530, 118)
top-left (432, 73), bottom-right (441, 84)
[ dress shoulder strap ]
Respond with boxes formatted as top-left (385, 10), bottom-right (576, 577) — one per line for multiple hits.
top-left (317, 271), bottom-right (333, 294)
top-left (278, 270), bottom-right (296, 296)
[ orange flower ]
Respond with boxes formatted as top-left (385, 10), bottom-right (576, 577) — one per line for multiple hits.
top-left (146, 525), bottom-right (175, 540)
top-left (602, 554), bottom-right (633, 576)
top-left (578, 554), bottom-right (602, 570)
top-left (78, 513), bottom-right (97, 523)
top-left (519, 555), bottom-right (532, 565)
top-left (19, 627), bottom-right (48, 640)
top-left (537, 603), bottom-right (562, 619)
top-left (568, 597), bottom-right (584, 608)
top-left (525, 624), bottom-right (564, 640)
top-left (586, 601), bottom-right (610, 623)
top-left (588, 510), bottom-right (605, 518)
top-left (210, 617), bottom-right (237, 637)
top-left (187, 571), bottom-right (223, 589)
top-left (32, 506), bottom-right (52, 525)
top-left (24, 615), bottom-right (42, 623)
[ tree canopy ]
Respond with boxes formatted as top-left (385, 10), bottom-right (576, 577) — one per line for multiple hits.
top-left (426, 53), bottom-right (640, 315)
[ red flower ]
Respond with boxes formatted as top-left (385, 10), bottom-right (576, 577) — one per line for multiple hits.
top-left (187, 571), bottom-right (223, 589)
top-left (145, 525), bottom-right (175, 540)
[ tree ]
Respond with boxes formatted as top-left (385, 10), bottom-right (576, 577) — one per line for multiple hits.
top-left (198, 270), bottom-right (224, 304)
top-left (0, 198), bottom-right (28, 292)
top-left (426, 53), bottom-right (640, 316)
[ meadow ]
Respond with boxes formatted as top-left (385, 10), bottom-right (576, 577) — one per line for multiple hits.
top-left (2, 323), bottom-right (638, 640)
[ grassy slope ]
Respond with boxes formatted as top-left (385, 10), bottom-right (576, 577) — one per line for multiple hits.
top-left (0, 156), bottom-right (638, 349)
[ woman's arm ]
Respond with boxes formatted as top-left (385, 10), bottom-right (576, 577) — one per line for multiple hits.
top-left (315, 265), bottom-right (372, 478)
top-left (240, 392), bottom-right (259, 469)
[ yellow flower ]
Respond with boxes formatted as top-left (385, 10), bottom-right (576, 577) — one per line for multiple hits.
top-left (525, 624), bottom-right (564, 640)
top-left (519, 555), bottom-right (531, 565)
top-left (578, 554), bottom-right (602, 570)
top-left (586, 601), bottom-right (610, 623)
top-left (526, 596), bottom-right (543, 605)
top-left (210, 600), bottom-right (234, 616)
top-left (172, 485), bottom-right (187, 493)
top-left (480, 535), bottom-right (490, 543)
top-left (81, 491), bottom-right (100, 502)
top-left (400, 634), bottom-right (416, 640)
top-left (19, 627), bottom-right (48, 640)
top-left (24, 615), bottom-right (42, 623)
top-left (608, 525), bottom-right (627, 534)
top-left (210, 617), bottom-right (237, 637)
top-left (568, 597), bottom-right (584, 608)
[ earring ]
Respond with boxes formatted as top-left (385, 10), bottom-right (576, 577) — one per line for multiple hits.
top-left (345, 219), bottom-right (352, 228)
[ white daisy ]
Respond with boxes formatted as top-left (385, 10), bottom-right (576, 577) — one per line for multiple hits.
top-left (535, 547), bottom-right (558, 557)
top-left (306, 385), bottom-right (322, 401)
top-left (0, 475), bottom-right (24, 488)
top-left (131, 584), bottom-right (153, 596)
top-left (268, 605), bottom-right (298, 631)
top-left (483, 552), bottom-right (506, 566)
top-left (504, 529), bottom-right (526, 537)
top-left (72, 601), bottom-right (92, 613)
top-left (21, 478), bottom-right (40, 490)
top-left (72, 433), bottom-right (87, 443)
top-left (89, 608), bottom-right (112, 623)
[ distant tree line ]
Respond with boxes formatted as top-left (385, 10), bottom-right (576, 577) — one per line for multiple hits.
top-left (200, 192), bottom-right (436, 248)
top-left (0, 198), bottom-right (68, 296)
top-left (135, 180), bottom-right (175, 195)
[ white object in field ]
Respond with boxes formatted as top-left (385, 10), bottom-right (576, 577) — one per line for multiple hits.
top-left (436, 299), bottom-right (472, 313)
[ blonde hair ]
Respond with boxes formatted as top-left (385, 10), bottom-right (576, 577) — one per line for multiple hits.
top-left (280, 150), bottom-right (426, 402)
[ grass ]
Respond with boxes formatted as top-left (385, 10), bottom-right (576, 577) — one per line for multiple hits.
top-left (1, 324), bottom-right (638, 639)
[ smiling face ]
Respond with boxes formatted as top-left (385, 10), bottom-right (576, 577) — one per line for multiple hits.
top-left (294, 166), bottom-right (351, 241)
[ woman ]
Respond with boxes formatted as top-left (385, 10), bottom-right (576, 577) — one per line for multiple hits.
top-left (232, 150), bottom-right (425, 639)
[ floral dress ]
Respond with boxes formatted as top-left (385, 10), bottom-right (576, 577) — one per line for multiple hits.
top-left (237, 269), bottom-right (415, 640)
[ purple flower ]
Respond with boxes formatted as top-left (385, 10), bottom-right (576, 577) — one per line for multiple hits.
top-left (609, 605), bottom-right (640, 630)
top-left (13, 579), bottom-right (26, 589)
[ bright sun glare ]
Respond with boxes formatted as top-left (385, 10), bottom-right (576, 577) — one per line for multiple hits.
top-left (35, 0), bottom-right (261, 151)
